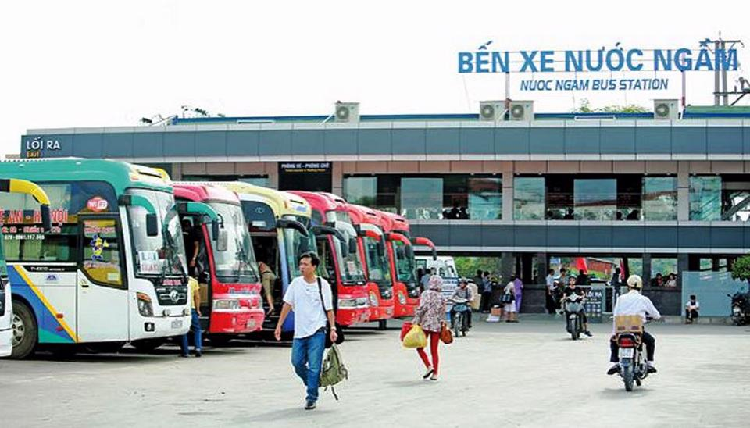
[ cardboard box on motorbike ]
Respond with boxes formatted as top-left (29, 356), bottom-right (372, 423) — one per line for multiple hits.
top-left (614, 315), bottom-right (643, 334)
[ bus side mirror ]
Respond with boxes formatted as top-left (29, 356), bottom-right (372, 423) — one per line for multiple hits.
top-left (406, 245), bottom-right (414, 259)
top-left (146, 213), bottom-right (158, 237)
top-left (341, 241), bottom-right (349, 256)
top-left (216, 229), bottom-right (228, 252)
top-left (349, 237), bottom-right (358, 255)
top-left (212, 220), bottom-right (221, 241)
top-left (41, 205), bottom-right (52, 232)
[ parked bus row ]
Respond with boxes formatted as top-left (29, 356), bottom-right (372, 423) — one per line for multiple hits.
top-left (0, 159), bottom-right (436, 359)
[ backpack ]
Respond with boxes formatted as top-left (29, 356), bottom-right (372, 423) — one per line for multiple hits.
top-left (319, 344), bottom-right (348, 400)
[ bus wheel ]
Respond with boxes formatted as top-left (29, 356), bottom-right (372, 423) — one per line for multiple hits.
top-left (11, 300), bottom-right (38, 359)
top-left (130, 338), bottom-right (165, 353)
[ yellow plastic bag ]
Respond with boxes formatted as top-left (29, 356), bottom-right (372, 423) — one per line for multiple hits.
top-left (402, 324), bottom-right (427, 349)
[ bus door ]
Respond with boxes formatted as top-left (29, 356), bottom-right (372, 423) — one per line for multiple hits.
top-left (76, 216), bottom-right (128, 342)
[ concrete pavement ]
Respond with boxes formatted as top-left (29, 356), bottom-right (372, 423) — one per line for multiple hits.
top-left (1, 315), bottom-right (749, 427)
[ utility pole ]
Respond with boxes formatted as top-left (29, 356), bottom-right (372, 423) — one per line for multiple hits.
top-left (707, 37), bottom-right (744, 106)
top-left (714, 40), bottom-right (721, 106)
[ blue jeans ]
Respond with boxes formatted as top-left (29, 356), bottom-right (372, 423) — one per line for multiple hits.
top-left (180, 309), bottom-right (202, 355)
top-left (291, 329), bottom-right (326, 402)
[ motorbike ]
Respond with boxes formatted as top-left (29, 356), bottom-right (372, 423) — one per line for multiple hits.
top-left (563, 294), bottom-right (585, 340)
top-left (615, 330), bottom-right (649, 391)
top-left (727, 291), bottom-right (750, 326)
top-left (450, 298), bottom-right (470, 337)
top-left (613, 317), bottom-right (654, 392)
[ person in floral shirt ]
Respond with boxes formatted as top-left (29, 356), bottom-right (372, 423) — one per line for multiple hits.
top-left (413, 275), bottom-right (446, 381)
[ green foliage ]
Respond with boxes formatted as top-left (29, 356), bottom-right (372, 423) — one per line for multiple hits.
top-left (575, 98), bottom-right (648, 113)
top-left (454, 256), bottom-right (501, 279)
top-left (731, 255), bottom-right (750, 282)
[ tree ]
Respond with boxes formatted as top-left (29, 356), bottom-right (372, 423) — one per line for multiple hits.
top-left (575, 98), bottom-right (648, 113)
top-left (454, 256), bottom-right (502, 279)
top-left (731, 255), bottom-right (750, 284)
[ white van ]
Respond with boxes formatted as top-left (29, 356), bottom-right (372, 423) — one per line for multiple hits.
top-left (416, 255), bottom-right (460, 311)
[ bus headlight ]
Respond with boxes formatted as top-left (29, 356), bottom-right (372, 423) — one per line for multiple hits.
top-left (369, 292), bottom-right (378, 306)
top-left (338, 298), bottom-right (358, 308)
top-left (137, 292), bottom-right (154, 317)
top-left (213, 299), bottom-right (240, 310)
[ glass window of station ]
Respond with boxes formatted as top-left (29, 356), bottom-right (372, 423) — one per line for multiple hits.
top-left (689, 175), bottom-right (750, 221)
top-left (343, 175), bottom-right (502, 220)
top-left (345, 173), bottom-right (750, 222)
top-left (515, 174), bottom-right (677, 221)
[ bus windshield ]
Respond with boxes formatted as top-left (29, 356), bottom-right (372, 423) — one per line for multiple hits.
top-left (364, 235), bottom-right (391, 289)
top-left (333, 222), bottom-right (365, 285)
top-left (282, 216), bottom-right (315, 279)
top-left (392, 241), bottom-right (417, 282)
top-left (127, 189), bottom-right (187, 277)
top-left (208, 202), bottom-right (258, 284)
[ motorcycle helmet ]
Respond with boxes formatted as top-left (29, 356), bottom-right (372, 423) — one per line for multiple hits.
top-left (626, 274), bottom-right (643, 290)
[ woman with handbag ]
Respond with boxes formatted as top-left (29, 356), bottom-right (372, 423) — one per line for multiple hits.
top-left (503, 276), bottom-right (518, 323)
top-left (412, 276), bottom-right (446, 381)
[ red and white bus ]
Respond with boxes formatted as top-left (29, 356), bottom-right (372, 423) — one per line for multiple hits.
top-left (290, 192), bottom-right (370, 326)
top-left (174, 183), bottom-right (264, 345)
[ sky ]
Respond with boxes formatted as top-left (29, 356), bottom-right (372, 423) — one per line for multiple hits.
top-left (2, 0), bottom-right (749, 156)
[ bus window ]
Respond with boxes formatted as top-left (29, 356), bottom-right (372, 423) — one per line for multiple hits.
top-left (81, 218), bottom-right (124, 288)
top-left (0, 186), bottom-right (78, 263)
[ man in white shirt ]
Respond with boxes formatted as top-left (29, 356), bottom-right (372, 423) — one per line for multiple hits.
top-left (275, 252), bottom-right (337, 410)
top-left (607, 275), bottom-right (661, 375)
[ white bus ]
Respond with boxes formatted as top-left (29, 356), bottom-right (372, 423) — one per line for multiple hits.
top-left (1, 178), bottom-right (52, 357)
top-left (0, 159), bottom-right (211, 358)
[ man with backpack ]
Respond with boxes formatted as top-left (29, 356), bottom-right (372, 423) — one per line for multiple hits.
top-left (275, 252), bottom-right (337, 410)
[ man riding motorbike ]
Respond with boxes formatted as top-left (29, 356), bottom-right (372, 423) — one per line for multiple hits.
top-left (561, 276), bottom-right (592, 337)
top-left (607, 274), bottom-right (661, 375)
top-left (450, 278), bottom-right (474, 330)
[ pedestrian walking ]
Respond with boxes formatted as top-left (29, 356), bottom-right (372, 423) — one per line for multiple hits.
top-left (180, 276), bottom-right (203, 358)
top-left (258, 261), bottom-right (277, 316)
top-left (513, 275), bottom-right (524, 313)
top-left (274, 252), bottom-right (337, 410)
top-left (420, 267), bottom-right (435, 294)
top-left (413, 276), bottom-right (446, 381)
top-left (503, 276), bottom-right (518, 323)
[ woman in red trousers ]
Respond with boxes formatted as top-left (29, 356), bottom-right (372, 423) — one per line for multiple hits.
top-left (413, 276), bottom-right (446, 381)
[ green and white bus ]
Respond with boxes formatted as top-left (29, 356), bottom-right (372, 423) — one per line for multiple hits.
top-left (1, 178), bottom-right (52, 358)
top-left (0, 159), bottom-right (195, 358)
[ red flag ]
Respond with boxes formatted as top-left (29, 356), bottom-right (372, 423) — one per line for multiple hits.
top-left (576, 257), bottom-right (588, 272)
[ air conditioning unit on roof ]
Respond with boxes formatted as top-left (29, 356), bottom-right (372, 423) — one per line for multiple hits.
top-left (509, 100), bottom-right (534, 121)
top-left (334, 102), bottom-right (359, 123)
top-left (479, 101), bottom-right (504, 122)
top-left (653, 99), bottom-right (679, 120)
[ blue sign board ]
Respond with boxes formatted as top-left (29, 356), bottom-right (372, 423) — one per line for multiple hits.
top-left (458, 42), bottom-right (740, 92)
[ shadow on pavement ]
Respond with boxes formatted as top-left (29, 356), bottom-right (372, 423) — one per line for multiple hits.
top-left (240, 407), bottom-right (336, 423)
top-left (599, 386), bottom-right (652, 398)
top-left (384, 380), bottom-right (435, 388)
